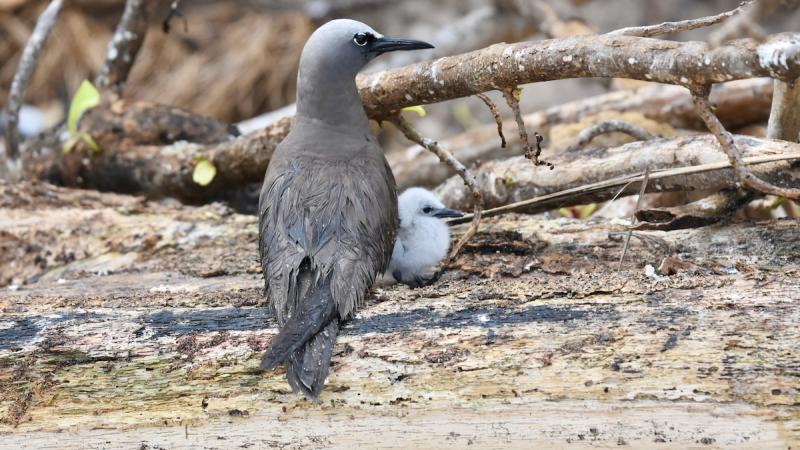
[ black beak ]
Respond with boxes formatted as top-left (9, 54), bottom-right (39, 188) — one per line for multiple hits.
top-left (370, 36), bottom-right (434, 54)
top-left (432, 207), bottom-right (464, 219)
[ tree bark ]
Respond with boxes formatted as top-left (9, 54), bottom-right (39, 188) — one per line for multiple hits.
top-left (0, 181), bottom-right (798, 446)
top-left (435, 134), bottom-right (800, 211)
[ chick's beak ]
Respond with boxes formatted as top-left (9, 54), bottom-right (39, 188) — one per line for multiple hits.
top-left (432, 207), bottom-right (464, 219)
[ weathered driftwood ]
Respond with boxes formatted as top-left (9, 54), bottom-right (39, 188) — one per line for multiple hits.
top-left (357, 33), bottom-right (800, 118)
top-left (0, 182), bottom-right (798, 447)
top-left (436, 134), bottom-right (800, 211)
top-left (17, 103), bottom-right (286, 204)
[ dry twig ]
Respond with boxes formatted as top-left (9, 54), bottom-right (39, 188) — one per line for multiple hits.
top-left (3, 0), bottom-right (64, 159)
top-left (475, 93), bottom-right (506, 148)
top-left (609, 1), bottom-right (751, 37)
top-left (501, 87), bottom-right (550, 166)
top-left (691, 86), bottom-right (800, 199)
top-left (389, 114), bottom-right (483, 260)
top-left (95, 0), bottom-right (155, 94)
top-left (567, 120), bottom-right (655, 153)
top-left (618, 167), bottom-right (649, 270)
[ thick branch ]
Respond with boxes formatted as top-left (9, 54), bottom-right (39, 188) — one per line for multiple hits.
top-left (94, 0), bottom-right (155, 94)
top-left (357, 33), bottom-right (800, 118)
top-left (18, 101), bottom-right (284, 204)
top-left (766, 79), bottom-right (800, 141)
top-left (437, 134), bottom-right (800, 213)
top-left (3, 0), bottom-right (63, 159)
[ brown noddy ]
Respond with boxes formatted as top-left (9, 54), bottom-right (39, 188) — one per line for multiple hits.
top-left (258, 19), bottom-right (433, 399)
top-left (388, 187), bottom-right (463, 288)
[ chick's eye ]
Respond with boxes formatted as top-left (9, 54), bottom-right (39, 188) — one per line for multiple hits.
top-left (353, 32), bottom-right (370, 47)
top-left (422, 206), bottom-right (433, 214)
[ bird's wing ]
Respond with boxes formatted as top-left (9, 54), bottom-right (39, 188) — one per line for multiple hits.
top-left (259, 141), bottom-right (398, 323)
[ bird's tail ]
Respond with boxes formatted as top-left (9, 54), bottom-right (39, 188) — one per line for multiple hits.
top-left (285, 319), bottom-right (339, 400)
top-left (260, 271), bottom-right (337, 372)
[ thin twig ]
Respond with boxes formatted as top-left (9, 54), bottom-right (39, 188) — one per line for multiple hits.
top-left (163, 0), bottom-right (188, 34)
top-left (567, 120), bottom-right (655, 153)
top-left (3, 0), bottom-right (64, 159)
top-left (619, 167), bottom-right (649, 270)
top-left (389, 114), bottom-right (483, 260)
top-left (475, 93), bottom-right (506, 148)
top-left (691, 86), bottom-right (800, 199)
top-left (609, 1), bottom-right (752, 37)
top-left (501, 87), bottom-right (551, 167)
top-left (448, 151), bottom-right (800, 225)
top-left (95, 0), bottom-right (154, 94)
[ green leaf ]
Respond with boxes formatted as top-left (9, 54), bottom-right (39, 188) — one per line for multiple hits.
top-left (62, 135), bottom-right (81, 154)
top-left (67, 80), bottom-right (101, 135)
top-left (63, 132), bottom-right (100, 154)
top-left (192, 157), bottom-right (217, 186)
top-left (401, 105), bottom-right (426, 117)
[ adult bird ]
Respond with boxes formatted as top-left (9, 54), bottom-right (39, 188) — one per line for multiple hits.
top-left (258, 19), bottom-right (433, 399)
top-left (388, 187), bottom-right (464, 288)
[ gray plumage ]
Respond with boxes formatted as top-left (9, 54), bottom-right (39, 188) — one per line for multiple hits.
top-left (258, 19), bottom-right (432, 400)
top-left (388, 188), bottom-right (464, 288)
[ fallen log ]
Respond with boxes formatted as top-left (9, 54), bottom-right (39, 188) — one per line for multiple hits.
top-left (436, 134), bottom-right (800, 211)
top-left (0, 181), bottom-right (798, 446)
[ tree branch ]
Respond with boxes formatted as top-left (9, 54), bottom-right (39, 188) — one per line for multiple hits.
top-left (3, 0), bottom-right (63, 159)
top-left (389, 115), bottom-right (482, 260)
top-left (692, 87), bottom-right (800, 199)
top-left (447, 150), bottom-right (800, 225)
top-left (475, 93), bottom-right (505, 148)
top-left (391, 78), bottom-right (772, 191)
top-left (94, 0), bottom-right (155, 95)
top-left (438, 134), bottom-right (800, 213)
top-left (766, 79), bottom-right (800, 141)
top-left (357, 33), bottom-right (800, 118)
top-left (566, 120), bottom-right (655, 152)
top-left (608, 1), bottom-right (751, 38)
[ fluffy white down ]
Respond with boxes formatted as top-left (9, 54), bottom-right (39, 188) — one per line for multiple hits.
top-left (387, 188), bottom-right (451, 280)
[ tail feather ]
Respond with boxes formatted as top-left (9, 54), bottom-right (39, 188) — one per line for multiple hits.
top-left (286, 320), bottom-right (339, 400)
top-left (261, 274), bottom-right (336, 371)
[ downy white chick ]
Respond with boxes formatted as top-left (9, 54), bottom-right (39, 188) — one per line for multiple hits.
top-left (387, 188), bottom-right (464, 287)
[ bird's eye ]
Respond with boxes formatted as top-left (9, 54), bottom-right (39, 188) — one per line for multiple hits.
top-left (353, 32), bottom-right (371, 47)
top-left (422, 206), bottom-right (433, 214)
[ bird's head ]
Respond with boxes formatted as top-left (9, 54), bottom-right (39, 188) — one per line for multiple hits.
top-left (299, 19), bottom-right (434, 80)
top-left (398, 187), bottom-right (464, 228)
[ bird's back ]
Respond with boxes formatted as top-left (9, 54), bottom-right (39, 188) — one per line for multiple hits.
top-left (258, 120), bottom-right (397, 397)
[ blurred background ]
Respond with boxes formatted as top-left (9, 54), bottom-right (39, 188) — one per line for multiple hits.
top-left (1, 0), bottom-right (800, 220)
top-left (1, 0), bottom-right (798, 138)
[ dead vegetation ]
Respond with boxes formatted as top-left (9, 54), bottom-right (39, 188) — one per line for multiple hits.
top-left (1, 0), bottom-right (800, 447)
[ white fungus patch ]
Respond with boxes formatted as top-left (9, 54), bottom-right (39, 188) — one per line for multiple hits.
top-left (562, 55), bottom-right (573, 63)
top-left (628, 57), bottom-right (637, 65)
top-left (757, 35), bottom-right (800, 76)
